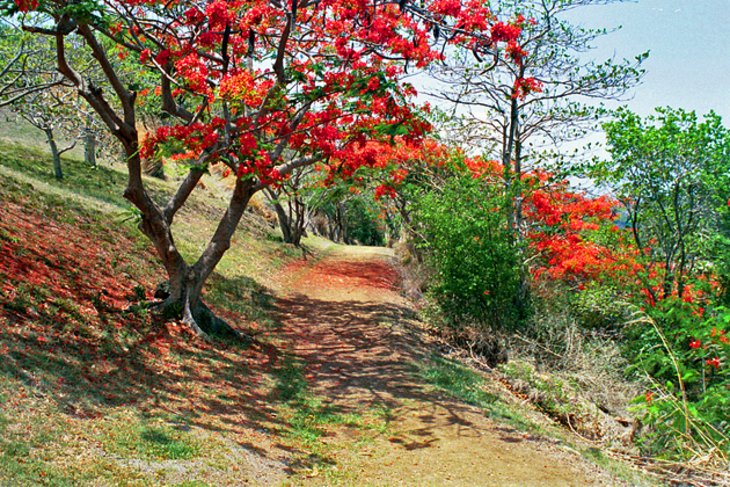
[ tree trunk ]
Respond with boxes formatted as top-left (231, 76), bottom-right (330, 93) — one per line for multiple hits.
top-left (154, 265), bottom-right (243, 339)
top-left (272, 199), bottom-right (293, 243)
top-left (84, 130), bottom-right (97, 167)
top-left (119, 142), bottom-right (251, 339)
top-left (44, 128), bottom-right (63, 180)
top-left (182, 176), bottom-right (255, 337)
top-left (291, 198), bottom-right (307, 247)
top-left (266, 188), bottom-right (307, 247)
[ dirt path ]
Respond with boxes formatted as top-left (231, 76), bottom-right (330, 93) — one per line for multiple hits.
top-left (275, 245), bottom-right (614, 486)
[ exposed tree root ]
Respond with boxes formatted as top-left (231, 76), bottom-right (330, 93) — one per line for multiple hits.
top-left (135, 281), bottom-right (255, 344)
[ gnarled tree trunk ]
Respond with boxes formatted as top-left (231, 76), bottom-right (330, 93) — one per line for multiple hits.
top-left (122, 140), bottom-right (255, 339)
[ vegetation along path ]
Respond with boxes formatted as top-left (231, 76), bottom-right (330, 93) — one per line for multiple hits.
top-left (274, 245), bottom-right (614, 485)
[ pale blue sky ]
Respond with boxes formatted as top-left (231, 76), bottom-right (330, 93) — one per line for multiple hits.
top-left (564, 0), bottom-right (730, 120)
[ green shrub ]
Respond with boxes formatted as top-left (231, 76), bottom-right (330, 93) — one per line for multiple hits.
top-left (413, 171), bottom-right (525, 332)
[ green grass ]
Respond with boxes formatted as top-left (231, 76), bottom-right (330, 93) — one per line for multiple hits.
top-left (580, 447), bottom-right (656, 485)
top-left (420, 354), bottom-right (498, 407)
top-left (0, 140), bottom-right (133, 209)
top-left (272, 357), bottom-right (364, 446)
top-left (419, 354), bottom-right (547, 434)
top-left (103, 419), bottom-right (200, 461)
top-left (0, 407), bottom-right (72, 486)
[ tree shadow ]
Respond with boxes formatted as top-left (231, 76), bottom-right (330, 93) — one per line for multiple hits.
top-left (0, 268), bottom-right (302, 474)
top-left (272, 291), bottom-right (503, 448)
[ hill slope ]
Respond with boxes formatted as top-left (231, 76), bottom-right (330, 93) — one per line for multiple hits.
top-left (0, 143), bottom-right (647, 485)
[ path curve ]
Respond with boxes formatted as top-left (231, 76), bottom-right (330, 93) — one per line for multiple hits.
top-left (276, 245), bottom-right (613, 486)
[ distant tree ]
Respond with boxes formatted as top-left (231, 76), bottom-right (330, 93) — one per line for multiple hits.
top-left (431, 0), bottom-right (646, 231)
top-left (0, 23), bottom-right (106, 174)
top-left (263, 161), bottom-right (314, 247)
top-left (585, 107), bottom-right (730, 301)
top-left (11, 87), bottom-right (81, 178)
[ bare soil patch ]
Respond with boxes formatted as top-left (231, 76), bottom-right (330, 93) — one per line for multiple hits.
top-left (275, 245), bottom-right (617, 485)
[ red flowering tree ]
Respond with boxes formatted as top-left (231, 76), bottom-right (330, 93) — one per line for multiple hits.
top-left (429, 0), bottom-right (646, 260)
top-left (7, 0), bottom-right (529, 336)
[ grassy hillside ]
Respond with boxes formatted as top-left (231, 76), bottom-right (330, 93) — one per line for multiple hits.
top-left (0, 139), bottom-right (661, 486)
top-left (0, 141), bottom-right (336, 484)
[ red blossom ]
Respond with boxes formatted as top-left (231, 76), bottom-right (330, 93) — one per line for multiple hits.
top-left (706, 356), bottom-right (721, 369)
top-left (512, 77), bottom-right (543, 99)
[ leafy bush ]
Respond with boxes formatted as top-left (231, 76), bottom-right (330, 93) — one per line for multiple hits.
top-left (413, 170), bottom-right (524, 332)
top-left (628, 303), bottom-right (729, 459)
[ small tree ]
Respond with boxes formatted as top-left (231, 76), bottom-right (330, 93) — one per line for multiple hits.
top-left (6, 85), bottom-right (79, 179)
top-left (1, 22), bottom-right (111, 174)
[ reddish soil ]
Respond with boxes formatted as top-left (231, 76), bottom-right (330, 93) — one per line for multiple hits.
top-left (275, 246), bottom-right (615, 485)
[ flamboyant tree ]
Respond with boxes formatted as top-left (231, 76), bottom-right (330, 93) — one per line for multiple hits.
top-left (6, 0), bottom-right (532, 336)
top-left (428, 0), bottom-right (646, 282)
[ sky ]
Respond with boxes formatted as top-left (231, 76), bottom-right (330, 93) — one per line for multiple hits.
top-left (562, 0), bottom-right (730, 121)
top-left (412, 0), bottom-right (730, 166)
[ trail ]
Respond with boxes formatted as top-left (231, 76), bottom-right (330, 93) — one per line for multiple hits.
top-left (275, 245), bottom-right (613, 486)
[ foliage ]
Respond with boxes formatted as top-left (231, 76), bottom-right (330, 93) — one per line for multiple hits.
top-left (311, 187), bottom-right (386, 246)
top-left (570, 108), bottom-right (730, 460)
top-left (412, 160), bottom-right (523, 331)
top-left (628, 307), bottom-right (729, 459)
top-left (587, 107), bottom-right (730, 301)
top-left (4, 0), bottom-right (538, 333)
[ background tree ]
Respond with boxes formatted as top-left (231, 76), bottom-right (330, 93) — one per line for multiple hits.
top-left (263, 162), bottom-right (314, 247)
top-left (0, 19), bottom-right (67, 107)
top-left (427, 0), bottom-right (645, 309)
top-left (0, 21), bottom-right (113, 172)
top-left (585, 107), bottom-right (730, 301)
top-left (431, 0), bottom-right (645, 233)
top-left (10, 86), bottom-right (81, 179)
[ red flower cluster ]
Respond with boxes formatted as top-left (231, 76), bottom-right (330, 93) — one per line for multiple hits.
top-left (512, 77), bottom-right (543, 100)
top-left (13, 0), bottom-right (38, 12)
top-left (706, 356), bottom-right (721, 369)
top-left (374, 184), bottom-right (397, 200)
top-left (491, 21), bottom-right (522, 43)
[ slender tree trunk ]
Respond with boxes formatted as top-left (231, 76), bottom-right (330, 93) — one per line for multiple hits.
top-left (44, 128), bottom-right (63, 180)
top-left (291, 198), bottom-right (306, 247)
top-left (336, 203), bottom-right (350, 244)
top-left (265, 188), bottom-right (307, 246)
top-left (272, 200), bottom-right (293, 243)
top-left (84, 130), bottom-right (96, 167)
